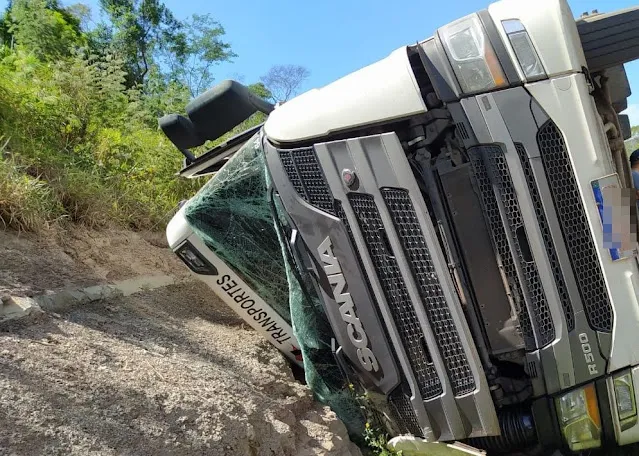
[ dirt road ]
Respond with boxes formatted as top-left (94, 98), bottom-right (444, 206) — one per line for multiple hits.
top-left (0, 228), bottom-right (361, 456)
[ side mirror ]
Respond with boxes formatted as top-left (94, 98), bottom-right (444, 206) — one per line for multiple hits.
top-left (159, 80), bottom-right (274, 161)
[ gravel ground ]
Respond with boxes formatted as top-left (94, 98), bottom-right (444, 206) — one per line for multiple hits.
top-left (0, 229), bottom-right (362, 456)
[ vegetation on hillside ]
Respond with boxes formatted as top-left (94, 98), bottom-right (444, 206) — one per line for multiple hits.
top-left (0, 0), bottom-right (308, 232)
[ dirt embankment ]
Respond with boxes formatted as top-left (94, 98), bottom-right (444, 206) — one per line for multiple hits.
top-left (0, 228), bottom-right (362, 456)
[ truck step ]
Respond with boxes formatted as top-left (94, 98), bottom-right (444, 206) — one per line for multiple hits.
top-left (578, 7), bottom-right (639, 72)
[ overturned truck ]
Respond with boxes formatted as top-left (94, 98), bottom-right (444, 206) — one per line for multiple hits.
top-left (161, 0), bottom-right (639, 453)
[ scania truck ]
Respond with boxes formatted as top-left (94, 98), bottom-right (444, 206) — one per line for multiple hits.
top-left (162, 0), bottom-right (639, 453)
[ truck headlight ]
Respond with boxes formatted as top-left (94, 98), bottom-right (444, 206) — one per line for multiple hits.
top-left (501, 20), bottom-right (546, 81)
top-left (175, 241), bottom-right (218, 275)
top-left (439, 14), bottom-right (507, 94)
top-left (614, 371), bottom-right (638, 430)
top-left (556, 384), bottom-right (602, 451)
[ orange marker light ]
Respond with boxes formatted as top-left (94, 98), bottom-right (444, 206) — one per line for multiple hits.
top-left (584, 384), bottom-right (601, 429)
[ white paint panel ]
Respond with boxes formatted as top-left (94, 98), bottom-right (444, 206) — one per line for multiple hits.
top-left (167, 210), bottom-right (302, 366)
top-left (264, 47), bottom-right (426, 143)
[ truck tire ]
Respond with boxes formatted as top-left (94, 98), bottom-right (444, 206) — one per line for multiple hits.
top-left (578, 7), bottom-right (639, 72)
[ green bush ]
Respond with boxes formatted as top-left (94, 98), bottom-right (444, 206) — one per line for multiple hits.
top-left (0, 48), bottom-right (202, 231)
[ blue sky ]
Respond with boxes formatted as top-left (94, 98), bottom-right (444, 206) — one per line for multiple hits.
top-left (3, 0), bottom-right (639, 123)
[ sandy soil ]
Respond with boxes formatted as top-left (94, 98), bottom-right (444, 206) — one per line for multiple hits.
top-left (0, 228), bottom-right (190, 298)
top-left (0, 228), bottom-right (361, 456)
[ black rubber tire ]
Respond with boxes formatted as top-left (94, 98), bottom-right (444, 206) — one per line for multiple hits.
top-left (578, 7), bottom-right (639, 72)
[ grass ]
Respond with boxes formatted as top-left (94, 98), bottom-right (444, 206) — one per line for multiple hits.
top-left (0, 50), bottom-right (205, 233)
top-left (364, 423), bottom-right (403, 456)
top-left (0, 153), bottom-right (63, 231)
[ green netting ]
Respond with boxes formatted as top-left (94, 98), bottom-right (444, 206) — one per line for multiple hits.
top-left (184, 135), bottom-right (291, 324)
top-left (183, 134), bottom-right (368, 438)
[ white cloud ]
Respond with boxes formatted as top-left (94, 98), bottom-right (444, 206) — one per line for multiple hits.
top-left (622, 103), bottom-right (639, 127)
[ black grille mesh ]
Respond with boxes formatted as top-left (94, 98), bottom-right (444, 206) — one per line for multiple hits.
top-left (348, 193), bottom-right (443, 400)
top-left (388, 387), bottom-right (423, 436)
top-left (481, 146), bottom-right (555, 347)
top-left (515, 143), bottom-right (575, 332)
top-left (336, 201), bottom-right (423, 435)
top-left (469, 150), bottom-right (536, 350)
top-left (278, 148), bottom-right (335, 215)
top-left (537, 121), bottom-right (613, 333)
top-left (382, 188), bottom-right (475, 397)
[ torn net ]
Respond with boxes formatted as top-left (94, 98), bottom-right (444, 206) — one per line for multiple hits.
top-left (183, 134), bottom-right (368, 437)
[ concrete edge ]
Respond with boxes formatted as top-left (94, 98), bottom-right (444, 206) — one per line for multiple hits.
top-left (1, 274), bottom-right (184, 321)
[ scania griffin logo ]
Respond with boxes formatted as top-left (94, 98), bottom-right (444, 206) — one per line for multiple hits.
top-left (317, 236), bottom-right (379, 372)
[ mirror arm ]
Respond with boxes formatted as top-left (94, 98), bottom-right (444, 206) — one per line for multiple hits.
top-left (180, 148), bottom-right (196, 164)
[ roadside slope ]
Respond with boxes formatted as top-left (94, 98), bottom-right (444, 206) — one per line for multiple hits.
top-left (0, 229), bottom-right (361, 456)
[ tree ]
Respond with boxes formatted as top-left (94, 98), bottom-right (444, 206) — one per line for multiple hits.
top-left (247, 82), bottom-right (272, 101)
top-left (66, 3), bottom-right (92, 31)
top-left (260, 64), bottom-right (310, 103)
top-left (98, 0), bottom-right (182, 87)
top-left (4, 0), bottom-right (86, 60)
top-left (98, 1), bottom-right (235, 91)
top-left (164, 14), bottom-right (235, 97)
top-left (0, 2), bottom-right (12, 47)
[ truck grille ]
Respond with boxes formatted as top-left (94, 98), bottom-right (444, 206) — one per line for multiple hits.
top-left (536, 121), bottom-right (613, 333)
top-left (481, 146), bottom-right (555, 347)
top-left (389, 386), bottom-right (423, 437)
top-left (278, 148), bottom-right (335, 215)
top-left (348, 193), bottom-right (443, 400)
top-left (469, 151), bottom-right (536, 350)
top-left (516, 143), bottom-right (575, 332)
top-left (336, 200), bottom-right (424, 436)
top-left (381, 188), bottom-right (475, 397)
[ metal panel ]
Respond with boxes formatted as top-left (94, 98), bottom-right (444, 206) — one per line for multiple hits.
top-left (264, 142), bottom-right (402, 395)
top-left (323, 134), bottom-right (498, 438)
top-left (278, 148), bottom-right (335, 215)
top-left (362, 134), bottom-right (498, 436)
top-left (515, 143), bottom-right (574, 332)
top-left (344, 137), bottom-right (467, 440)
top-left (481, 146), bottom-right (555, 347)
top-left (474, 91), bottom-right (581, 393)
top-left (388, 386), bottom-right (425, 437)
top-left (312, 140), bottom-right (437, 440)
top-left (333, 200), bottom-right (424, 434)
top-left (468, 150), bottom-right (536, 350)
top-left (439, 163), bottom-right (524, 353)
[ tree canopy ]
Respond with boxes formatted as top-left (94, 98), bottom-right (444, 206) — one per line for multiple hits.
top-left (0, 0), bottom-right (311, 232)
top-left (2, 0), bottom-right (86, 60)
top-left (1, 0), bottom-right (309, 100)
top-left (260, 64), bottom-right (310, 102)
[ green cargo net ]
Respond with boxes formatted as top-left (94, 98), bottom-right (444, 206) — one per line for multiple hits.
top-left (184, 135), bottom-right (291, 324)
top-left (183, 134), bottom-right (368, 437)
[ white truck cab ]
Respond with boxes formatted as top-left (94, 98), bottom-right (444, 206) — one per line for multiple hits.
top-left (163, 0), bottom-right (639, 453)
